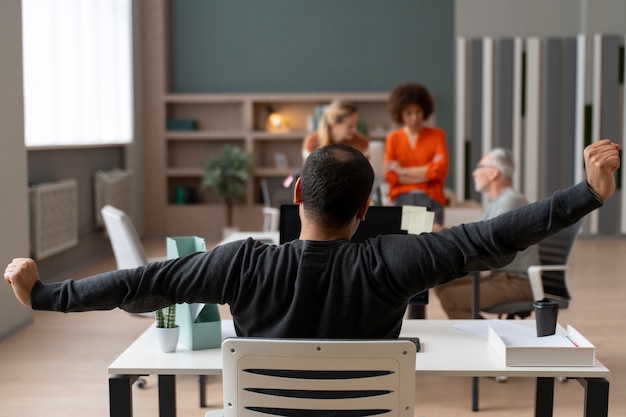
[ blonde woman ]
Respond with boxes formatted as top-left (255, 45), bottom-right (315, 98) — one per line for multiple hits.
top-left (302, 100), bottom-right (370, 161)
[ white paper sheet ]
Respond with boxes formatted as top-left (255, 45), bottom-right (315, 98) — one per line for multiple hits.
top-left (450, 320), bottom-right (536, 339)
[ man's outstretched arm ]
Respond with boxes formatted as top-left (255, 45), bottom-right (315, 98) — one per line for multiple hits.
top-left (584, 139), bottom-right (621, 201)
top-left (4, 258), bottom-right (39, 307)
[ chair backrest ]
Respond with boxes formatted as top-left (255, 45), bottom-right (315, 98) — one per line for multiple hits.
top-left (481, 220), bottom-right (582, 318)
top-left (536, 220), bottom-right (582, 302)
top-left (220, 338), bottom-right (416, 417)
top-left (369, 141), bottom-right (384, 182)
top-left (100, 205), bottom-right (147, 269)
top-left (260, 178), bottom-right (293, 208)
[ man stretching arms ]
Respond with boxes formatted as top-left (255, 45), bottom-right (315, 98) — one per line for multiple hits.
top-left (4, 140), bottom-right (621, 339)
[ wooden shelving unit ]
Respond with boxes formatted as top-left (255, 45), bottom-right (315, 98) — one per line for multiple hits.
top-left (140, 3), bottom-right (393, 238)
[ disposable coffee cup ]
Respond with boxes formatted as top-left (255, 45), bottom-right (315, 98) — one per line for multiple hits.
top-left (533, 298), bottom-right (559, 337)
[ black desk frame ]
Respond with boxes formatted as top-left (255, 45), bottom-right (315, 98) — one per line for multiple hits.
top-left (109, 372), bottom-right (609, 417)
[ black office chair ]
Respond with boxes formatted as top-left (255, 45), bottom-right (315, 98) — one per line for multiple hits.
top-left (482, 220), bottom-right (582, 319)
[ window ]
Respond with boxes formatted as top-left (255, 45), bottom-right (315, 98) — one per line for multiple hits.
top-left (22, 0), bottom-right (133, 147)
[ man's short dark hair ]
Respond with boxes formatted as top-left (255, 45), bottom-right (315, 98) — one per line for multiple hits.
top-left (300, 144), bottom-right (374, 229)
top-left (388, 82), bottom-right (434, 125)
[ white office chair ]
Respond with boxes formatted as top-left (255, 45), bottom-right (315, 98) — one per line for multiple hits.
top-left (260, 177), bottom-right (294, 232)
top-left (262, 207), bottom-right (280, 233)
top-left (101, 205), bottom-right (214, 403)
top-left (100, 205), bottom-right (151, 388)
top-left (206, 338), bottom-right (417, 417)
top-left (100, 205), bottom-right (148, 269)
top-left (369, 140), bottom-right (388, 205)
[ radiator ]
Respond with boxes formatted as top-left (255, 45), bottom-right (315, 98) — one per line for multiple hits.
top-left (94, 169), bottom-right (133, 225)
top-left (29, 179), bottom-right (78, 260)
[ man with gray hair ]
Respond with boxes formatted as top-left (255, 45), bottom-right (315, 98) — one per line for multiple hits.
top-left (435, 148), bottom-right (540, 318)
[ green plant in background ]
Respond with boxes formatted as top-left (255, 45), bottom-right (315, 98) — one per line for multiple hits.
top-left (203, 145), bottom-right (253, 228)
top-left (155, 305), bottom-right (177, 328)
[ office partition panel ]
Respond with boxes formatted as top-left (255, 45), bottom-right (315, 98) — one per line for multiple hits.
top-left (456, 34), bottom-right (625, 236)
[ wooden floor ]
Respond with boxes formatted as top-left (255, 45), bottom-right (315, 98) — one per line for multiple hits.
top-left (1, 237), bottom-right (625, 417)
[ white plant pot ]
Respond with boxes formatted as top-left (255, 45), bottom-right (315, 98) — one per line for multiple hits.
top-left (155, 325), bottom-right (180, 353)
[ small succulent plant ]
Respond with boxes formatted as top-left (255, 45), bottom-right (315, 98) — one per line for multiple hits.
top-left (155, 305), bottom-right (176, 328)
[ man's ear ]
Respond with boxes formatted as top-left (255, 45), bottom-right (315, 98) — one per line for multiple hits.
top-left (489, 168), bottom-right (501, 181)
top-left (357, 197), bottom-right (371, 221)
top-left (294, 177), bottom-right (302, 204)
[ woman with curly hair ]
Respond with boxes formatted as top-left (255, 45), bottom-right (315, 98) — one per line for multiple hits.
top-left (384, 82), bottom-right (449, 230)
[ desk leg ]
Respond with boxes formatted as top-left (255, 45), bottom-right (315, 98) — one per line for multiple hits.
top-left (199, 375), bottom-right (207, 407)
top-left (471, 376), bottom-right (479, 412)
top-left (535, 377), bottom-right (555, 417)
top-left (471, 272), bottom-right (481, 412)
top-left (109, 374), bottom-right (138, 417)
top-left (406, 304), bottom-right (426, 319)
top-left (578, 377), bottom-right (609, 417)
top-left (158, 375), bottom-right (176, 417)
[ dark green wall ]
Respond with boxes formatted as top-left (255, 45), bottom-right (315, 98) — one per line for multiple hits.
top-left (168, 0), bottom-right (456, 144)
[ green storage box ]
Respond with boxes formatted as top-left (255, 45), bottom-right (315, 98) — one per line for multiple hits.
top-left (167, 236), bottom-right (222, 350)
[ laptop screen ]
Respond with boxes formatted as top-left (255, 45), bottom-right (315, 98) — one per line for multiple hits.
top-left (279, 204), bottom-right (407, 244)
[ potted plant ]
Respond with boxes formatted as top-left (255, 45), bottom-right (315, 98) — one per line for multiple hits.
top-left (154, 305), bottom-right (179, 352)
top-left (202, 145), bottom-right (253, 232)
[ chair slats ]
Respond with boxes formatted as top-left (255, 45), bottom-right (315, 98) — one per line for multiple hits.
top-left (217, 339), bottom-right (416, 417)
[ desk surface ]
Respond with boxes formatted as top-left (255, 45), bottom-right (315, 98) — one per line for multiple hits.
top-left (217, 231), bottom-right (279, 246)
top-left (108, 320), bottom-right (609, 379)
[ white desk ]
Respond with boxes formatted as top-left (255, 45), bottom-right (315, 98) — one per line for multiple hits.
top-left (217, 231), bottom-right (279, 246)
top-left (108, 320), bottom-right (609, 417)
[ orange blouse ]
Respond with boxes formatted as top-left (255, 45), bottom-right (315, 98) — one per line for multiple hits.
top-left (383, 126), bottom-right (449, 206)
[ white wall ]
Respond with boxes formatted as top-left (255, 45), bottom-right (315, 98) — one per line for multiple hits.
top-left (0, 0), bottom-right (33, 338)
top-left (456, 0), bottom-right (581, 38)
top-left (456, 0), bottom-right (626, 38)
top-left (586, 0), bottom-right (626, 34)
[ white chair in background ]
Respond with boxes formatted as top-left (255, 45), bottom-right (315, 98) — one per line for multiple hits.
top-left (262, 206), bottom-right (280, 233)
top-left (369, 140), bottom-right (390, 206)
top-left (101, 204), bottom-right (214, 403)
top-left (100, 205), bottom-right (151, 388)
top-left (100, 205), bottom-right (148, 270)
top-left (260, 177), bottom-right (294, 233)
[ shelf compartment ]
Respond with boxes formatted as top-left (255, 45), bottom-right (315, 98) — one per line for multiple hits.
top-left (166, 101), bottom-right (244, 131)
top-left (251, 94), bottom-right (391, 138)
top-left (252, 102), bottom-right (321, 132)
top-left (167, 139), bottom-right (246, 171)
top-left (252, 137), bottom-right (302, 172)
top-left (166, 177), bottom-right (216, 205)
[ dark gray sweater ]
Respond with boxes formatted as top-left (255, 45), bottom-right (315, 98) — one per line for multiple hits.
top-left (32, 182), bottom-right (600, 339)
